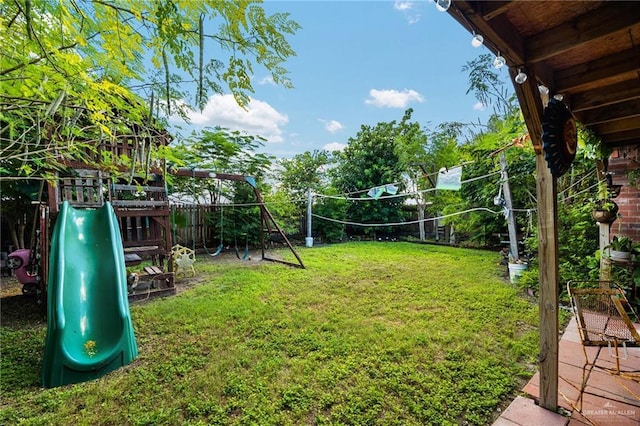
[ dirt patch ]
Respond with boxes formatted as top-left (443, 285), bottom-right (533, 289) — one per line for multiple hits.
top-left (172, 251), bottom-right (266, 293)
top-left (1, 275), bottom-right (23, 298)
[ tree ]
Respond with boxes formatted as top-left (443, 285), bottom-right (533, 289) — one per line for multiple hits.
top-left (312, 187), bottom-right (348, 242)
top-left (332, 110), bottom-right (423, 237)
top-left (164, 126), bottom-right (275, 249)
top-left (279, 150), bottom-right (331, 200)
top-left (1, 0), bottom-right (299, 178)
top-left (460, 53), bottom-right (602, 288)
top-left (404, 121), bottom-right (463, 241)
top-left (0, 180), bottom-right (40, 249)
top-left (275, 150), bottom-right (332, 235)
top-left (1, 1), bottom-right (298, 250)
top-left (168, 127), bottom-right (273, 204)
top-left (462, 53), bottom-right (512, 118)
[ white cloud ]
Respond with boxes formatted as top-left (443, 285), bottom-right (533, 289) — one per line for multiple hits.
top-left (324, 142), bottom-right (346, 152)
top-left (365, 89), bottom-right (425, 108)
top-left (393, 1), bottom-right (413, 11)
top-left (393, 1), bottom-right (421, 24)
top-left (473, 101), bottom-right (487, 111)
top-left (258, 75), bottom-right (275, 85)
top-left (320, 119), bottom-right (345, 133)
top-left (184, 94), bottom-right (288, 143)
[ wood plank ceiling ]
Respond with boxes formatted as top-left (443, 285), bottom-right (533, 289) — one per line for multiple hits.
top-left (446, 0), bottom-right (640, 149)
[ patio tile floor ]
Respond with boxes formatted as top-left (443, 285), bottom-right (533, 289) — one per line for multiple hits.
top-left (493, 317), bottom-right (640, 426)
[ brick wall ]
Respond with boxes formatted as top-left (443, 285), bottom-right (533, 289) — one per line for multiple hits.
top-left (608, 144), bottom-right (640, 241)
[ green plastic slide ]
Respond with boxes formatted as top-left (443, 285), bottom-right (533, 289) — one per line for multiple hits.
top-left (42, 201), bottom-right (138, 388)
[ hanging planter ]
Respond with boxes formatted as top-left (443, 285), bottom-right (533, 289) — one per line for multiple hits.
top-left (591, 200), bottom-right (618, 223)
top-left (542, 98), bottom-right (577, 177)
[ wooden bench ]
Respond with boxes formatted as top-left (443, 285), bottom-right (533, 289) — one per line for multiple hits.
top-left (138, 265), bottom-right (173, 289)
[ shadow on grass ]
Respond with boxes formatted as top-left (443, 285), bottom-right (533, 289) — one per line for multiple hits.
top-left (1, 293), bottom-right (45, 326)
top-left (1, 294), bottom-right (47, 393)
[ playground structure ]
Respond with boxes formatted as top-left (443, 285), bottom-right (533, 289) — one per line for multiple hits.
top-left (1, 112), bottom-right (176, 303)
top-left (8, 127), bottom-right (179, 304)
top-left (174, 169), bottom-right (305, 270)
top-left (2, 121), bottom-right (303, 389)
top-left (5, 141), bottom-right (304, 305)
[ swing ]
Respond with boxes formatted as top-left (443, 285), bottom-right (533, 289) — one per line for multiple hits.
top-left (202, 180), bottom-right (224, 257)
top-left (202, 181), bottom-right (249, 261)
top-left (234, 234), bottom-right (250, 261)
top-left (205, 203), bottom-right (224, 257)
top-left (232, 205), bottom-right (250, 261)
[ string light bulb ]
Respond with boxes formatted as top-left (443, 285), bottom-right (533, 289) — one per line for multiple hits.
top-left (435, 0), bottom-right (451, 12)
top-left (553, 94), bottom-right (564, 101)
top-left (515, 68), bottom-right (528, 84)
top-left (493, 54), bottom-right (506, 69)
top-left (538, 85), bottom-right (549, 95)
top-left (471, 33), bottom-right (484, 48)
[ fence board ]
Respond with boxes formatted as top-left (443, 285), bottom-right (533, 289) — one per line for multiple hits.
top-left (171, 204), bottom-right (218, 250)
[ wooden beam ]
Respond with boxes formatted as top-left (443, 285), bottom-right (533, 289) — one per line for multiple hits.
top-left (215, 172), bottom-right (253, 183)
top-left (510, 66), bottom-right (545, 152)
top-left (535, 153), bottom-right (559, 412)
top-left (478, 1), bottom-right (515, 21)
top-left (571, 80), bottom-right (640, 112)
top-left (172, 168), bottom-right (248, 182)
top-left (599, 223), bottom-right (613, 282)
top-left (600, 129), bottom-right (640, 145)
top-left (448, 2), bottom-right (525, 65)
top-left (530, 62), bottom-right (555, 92)
top-left (580, 99), bottom-right (640, 126)
top-left (448, 2), bottom-right (559, 91)
top-left (525, 3), bottom-right (640, 63)
top-left (511, 65), bottom-right (559, 410)
top-left (173, 168), bottom-right (215, 179)
top-left (592, 117), bottom-right (640, 135)
top-left (555, 48), bottom-right (640, 93)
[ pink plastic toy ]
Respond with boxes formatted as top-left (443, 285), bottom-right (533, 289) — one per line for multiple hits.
top-left (7, 249), bottom-right (39, 293)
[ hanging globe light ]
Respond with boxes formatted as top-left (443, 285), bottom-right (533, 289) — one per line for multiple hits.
top-left (435, 0), bottom-right (451, 12)
top-left (515, 68), bottom-right (528, 84)
top-left (471, 33), bottom-right (484, 48)
top-left (493, 55), bottom-right (506, 69)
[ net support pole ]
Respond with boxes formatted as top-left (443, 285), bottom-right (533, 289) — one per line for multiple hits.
top-left (307, 188), bottom-right (312, 240)
top-left (500, 152), bottom-right (519, 261)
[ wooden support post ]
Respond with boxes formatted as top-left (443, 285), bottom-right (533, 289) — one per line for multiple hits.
top-left (536, 153), bottom-right (559, 411)
top-left (599, 222), bottom-right (612, 282)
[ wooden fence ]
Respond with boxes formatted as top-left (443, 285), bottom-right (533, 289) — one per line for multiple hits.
top-left (171, 204), bottom-right (218, 250)
top-left (170, 203), bottom-right (444, 250)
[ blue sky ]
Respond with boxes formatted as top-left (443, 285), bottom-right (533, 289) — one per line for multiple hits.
top-left (171, 1), bottom-right (505, 159)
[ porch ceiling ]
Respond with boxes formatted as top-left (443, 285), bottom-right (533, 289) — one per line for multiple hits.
top-left (446, 0), bottom-right (640, 149)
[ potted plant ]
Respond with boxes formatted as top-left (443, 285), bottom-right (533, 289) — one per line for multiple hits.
top-left (627, 167), bottom-right (640, 190)
top-left (592, 199), bottom-right (618, 223)
top-left (591, 180), bottom-right (619, 223)
top-left (605, 236), bottom-right (638, 262)
top-left (582, 127), bottom-right (619, 223)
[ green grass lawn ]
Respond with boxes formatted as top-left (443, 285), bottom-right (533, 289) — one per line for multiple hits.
top-left (1, 242), bottom-right (540, 425)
